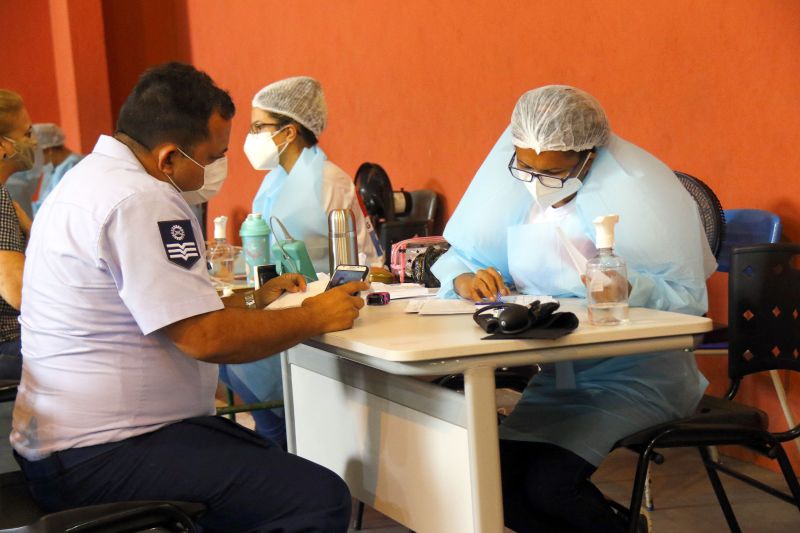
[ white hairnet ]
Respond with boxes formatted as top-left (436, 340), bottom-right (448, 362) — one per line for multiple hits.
top-left (511, 85), bottom-right (610, 153)
top-left (251, 76), bottom-right (327, 137)
top-left (32, 123), bottom-right (65, 149)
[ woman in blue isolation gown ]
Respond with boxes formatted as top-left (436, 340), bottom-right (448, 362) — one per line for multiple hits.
top-left (432, 85), bottom-right (716, 533)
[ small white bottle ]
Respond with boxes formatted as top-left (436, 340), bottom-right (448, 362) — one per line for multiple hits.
top-left (586, 214), bottom-right (629, 325)
top-left (207, 216), bottom-right (234, 284)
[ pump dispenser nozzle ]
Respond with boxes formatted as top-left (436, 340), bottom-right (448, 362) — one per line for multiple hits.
top-left (213, 216), bottom-right (228, 241)
top-left (593, 214), bottom-right (619, 249)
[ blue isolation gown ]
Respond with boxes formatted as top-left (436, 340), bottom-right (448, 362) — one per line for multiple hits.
top-left (32, 153), bottom-right (82, 216)
top-left (431, 127), bottom-right (716, 466)
top-left (6, 166), bottom-right (42, 219)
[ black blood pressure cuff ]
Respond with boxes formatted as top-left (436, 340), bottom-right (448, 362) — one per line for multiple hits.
top-left (473, 300), bottom-right (579, 340)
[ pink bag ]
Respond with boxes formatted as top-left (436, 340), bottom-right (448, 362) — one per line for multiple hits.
top-left (390, 236), bottom-right (449, 284)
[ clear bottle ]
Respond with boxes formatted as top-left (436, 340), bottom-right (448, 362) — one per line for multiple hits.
top-left (207, 216), bottom-right (235, 285)
top-left (586, 214), bottom-right (629, 325)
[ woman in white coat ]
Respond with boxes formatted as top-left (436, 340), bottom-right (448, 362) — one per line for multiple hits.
top-left (432, 85), bottom-right (716, 532)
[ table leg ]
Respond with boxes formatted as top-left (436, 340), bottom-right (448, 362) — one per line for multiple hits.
top-left (463, 365), bottom-right (504, 533)
top-left (281, 351), bottom-right (296, 454)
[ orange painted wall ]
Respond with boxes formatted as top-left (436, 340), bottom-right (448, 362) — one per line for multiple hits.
top-left (103, 0), bottom-right (192, 123)
top-left (0, 0), bottom-right (60, 124)
top-left (9, 0), bottom-right (800, 471)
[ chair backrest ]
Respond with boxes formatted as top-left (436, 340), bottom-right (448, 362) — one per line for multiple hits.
top-left (728, 243), bottom-right (800, 385)
top-left (403, 190), bottom-right (438, 229)
top-left (716, 209), bottom-right (782, 273)
top-left (674, 171), bottom-right (725, 258)
top-left (379, 219), bottom-right (432, 264)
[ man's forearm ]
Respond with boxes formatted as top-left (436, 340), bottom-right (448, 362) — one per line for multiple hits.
top-left (164, 306), bottom-right (320, 364)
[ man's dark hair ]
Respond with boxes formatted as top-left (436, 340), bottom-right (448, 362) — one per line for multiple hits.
top-left (116, 62), bottom-right (235, 151)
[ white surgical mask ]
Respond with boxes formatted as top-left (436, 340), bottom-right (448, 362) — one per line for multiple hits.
top-left (243, 128), bottom-right (288, 170)
top-left (524, 177), bottom-right (582, 209)
top-left (181, 157), bottom-right (228, 204)
top-left (165, 147), bottom-right (229, 203)
top-left (3, 136), bottom-right (38, 172)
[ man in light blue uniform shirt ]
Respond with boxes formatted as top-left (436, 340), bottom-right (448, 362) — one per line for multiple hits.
top-left (12, 63), bottom-right (368, 533)
top-left (432, 85), bottom-right (716, 533)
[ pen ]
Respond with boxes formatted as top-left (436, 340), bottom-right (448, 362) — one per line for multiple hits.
top-left (475, 292), bottom-right (505, 305)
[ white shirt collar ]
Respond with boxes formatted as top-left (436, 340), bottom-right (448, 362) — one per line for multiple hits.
top-left (92, 135), bottom-right (147, 171)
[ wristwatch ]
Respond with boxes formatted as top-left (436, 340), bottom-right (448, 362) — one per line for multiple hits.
top-left (244, 291), bottom-right (257, 309)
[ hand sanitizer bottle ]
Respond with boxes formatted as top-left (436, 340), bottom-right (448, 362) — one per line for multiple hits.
top-left (586, 214), bottom-right (629, 325)
top-left (207, 216), bottom-right (235, 284)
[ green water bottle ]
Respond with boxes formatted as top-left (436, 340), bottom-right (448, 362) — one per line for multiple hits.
top-left (239, 213), bottom-right (271, 286)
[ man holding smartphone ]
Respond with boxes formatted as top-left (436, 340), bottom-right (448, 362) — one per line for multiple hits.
top-left (12, 63), bottom-right (368, 533)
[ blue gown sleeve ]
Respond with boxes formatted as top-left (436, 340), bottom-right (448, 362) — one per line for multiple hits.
top-left (575, 135), bottom-right (715, 316)
top-left (432, 127), bottom-right (532, 299)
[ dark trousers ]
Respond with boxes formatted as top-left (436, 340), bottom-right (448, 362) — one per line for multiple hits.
top-left (500, 440), bottom-right (625, 533)
top-left (15, 416), bottom-right (351, 533)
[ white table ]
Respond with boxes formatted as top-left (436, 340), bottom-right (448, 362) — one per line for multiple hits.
top-left (281, 299), bottom-right (712, 533)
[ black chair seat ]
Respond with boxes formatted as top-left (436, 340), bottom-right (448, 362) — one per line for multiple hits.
top-left (0, 379), bottom-right (18, 403)
top-left (0, 470), bottom-right (205, 532)
top-left (615, 394), bottom-right (768, 449)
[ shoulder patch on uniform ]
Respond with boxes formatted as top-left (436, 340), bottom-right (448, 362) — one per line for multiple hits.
top-left (158, 219), bottom-right (200, 269)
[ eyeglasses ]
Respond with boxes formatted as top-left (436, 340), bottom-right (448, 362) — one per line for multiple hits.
top-left (248, 122), bottom-right (283, 135)
top-left (508, 151), bottom-right (592, 188)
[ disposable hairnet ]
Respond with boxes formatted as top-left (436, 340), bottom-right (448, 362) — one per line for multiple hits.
top-left (32, 123), bottom-right (65, 149)
top-left (511, 85), bottom-right (610, 153)
top-left (252, 76), bottom-right (327, 137)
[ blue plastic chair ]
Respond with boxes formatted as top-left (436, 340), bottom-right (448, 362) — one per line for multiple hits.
top-left (716, 209), bottom-right (782, 272)
top-left (699, 209), bottom-right (782, 350)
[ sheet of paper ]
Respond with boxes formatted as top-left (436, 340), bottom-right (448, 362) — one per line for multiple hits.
top-left (405, 294), bottom-right (557, 314)
top-left (370, 282), bottom-right (434, 300)
top-left (266, 274), bottom-right (330, 310)
top-left (417, 299), bottom-right (478, 315)
top-left (501, 294), bottom-right (557, 305)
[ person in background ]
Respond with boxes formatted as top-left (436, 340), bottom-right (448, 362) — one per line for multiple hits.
top-left (222, 76), bottom-right (383, 444)
top-left (0, 90), bottom-right (31, 381)
top-left (432, 85), bottom-right (716, 532)
top-left (245, 76), bottom-right (381, 271)
top-left (30, 123), bottom-right (82, 216)
top-left (12, 63), bottom-right (366, 532)
top-left (5, 123), bottom-right (43, 221)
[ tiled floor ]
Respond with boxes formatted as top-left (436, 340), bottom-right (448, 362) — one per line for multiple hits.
top-left (3, 402), bottom-right (799, 532)
top-left (350, 447), bottom-right (800, 532)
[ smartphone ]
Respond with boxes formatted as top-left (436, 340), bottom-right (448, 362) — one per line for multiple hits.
top-left (254, 264), bottom-right (279, 290)
top-left (326, 264), bottom-right (369, 291)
